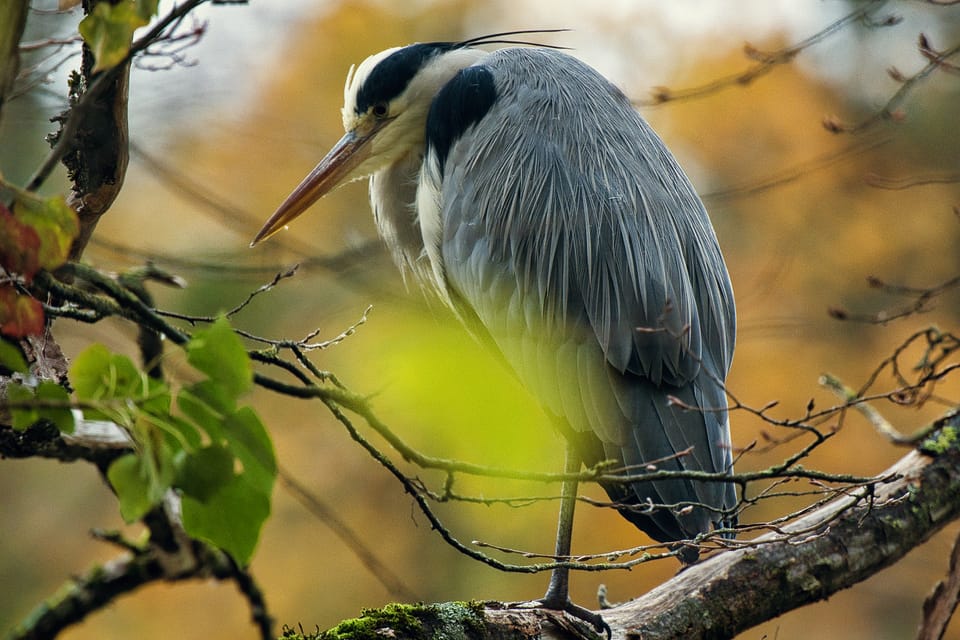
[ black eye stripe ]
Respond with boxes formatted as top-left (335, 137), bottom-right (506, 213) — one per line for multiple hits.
top-left (355, 43), bottom-right (456, 115)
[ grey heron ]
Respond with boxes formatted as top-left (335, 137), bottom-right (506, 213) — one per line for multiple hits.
top-left (253, 31), bottom-right (737, 631)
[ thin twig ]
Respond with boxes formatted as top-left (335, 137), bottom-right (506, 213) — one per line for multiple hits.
top-left (223, 556), bottom-right (274, 640)
top-left (23, 263), bottom-right (960, 580)
top-left (18, 36), bottom-right (83, 52)
top-left (26, 0), bottom-right (211, 192)
top-left (820, 373), bottom-right (917, 444)
top-left (865, 171), bottom-right (960, 190)
top-left (825, 34), bottom-right (960, 133)
top-left (279, 468), bottom-right (420, 602)
top-left (635, 0), bottom-right (890, 106)
top-left (701, 136), bottom-right (890, 204)
top-left (225, 266), bottom-right (300, 317)
top-left (830, 275), bottom-right (960, 324)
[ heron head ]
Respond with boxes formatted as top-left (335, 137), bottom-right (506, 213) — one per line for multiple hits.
top-left (251, 42), bottom-right (486, 246)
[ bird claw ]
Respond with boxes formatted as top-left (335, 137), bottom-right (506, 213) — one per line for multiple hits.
top-left (532, 596), bottom-right (612, 639)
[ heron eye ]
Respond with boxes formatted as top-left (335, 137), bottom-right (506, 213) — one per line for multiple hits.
top-left (372, 103), bottom-right (388, 118)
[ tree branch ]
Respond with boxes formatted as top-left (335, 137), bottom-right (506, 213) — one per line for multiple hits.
top-left (825, 34), bottom-right (960, 134)
top-left (635, 0), bottom-right (892, 107)
top-left (917, 528), bottom-right (960, 640)
top-left (6, 490), bottom-right (273, 640)
top-left (596, 430), bottom-right (960, 638)
top-left (287, 420), bottom-right (960, 640)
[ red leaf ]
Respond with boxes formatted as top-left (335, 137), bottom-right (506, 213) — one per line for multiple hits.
top-left (10, 195), bottom-right (79, 271)
top-left (0, 285), bottom-right (45, 337)
top-left (0, 204), bottom-right (42, 281)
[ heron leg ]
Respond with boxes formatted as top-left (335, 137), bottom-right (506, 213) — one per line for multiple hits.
top-left (542, 441), bottom-right (580, 606)
top-left (539, 442), bottom-right (610, 637)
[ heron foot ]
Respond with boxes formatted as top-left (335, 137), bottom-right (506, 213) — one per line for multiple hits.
top-left (534, 594), bottom-right (611, 638)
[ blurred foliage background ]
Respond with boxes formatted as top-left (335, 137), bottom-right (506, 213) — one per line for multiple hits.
top-left (3, 1), bottom-right (960, 638)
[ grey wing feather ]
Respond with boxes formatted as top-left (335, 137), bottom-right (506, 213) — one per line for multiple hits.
top-left (435, 48), bottom-right (736, 541)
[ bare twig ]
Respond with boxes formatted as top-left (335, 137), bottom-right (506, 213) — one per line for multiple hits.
top-left (819, 373), bottom-right (954, 445)
top-left (919, 33), bottom-right (960, 75)
top-left (853, 327), bottom-right (960, 406)
top-left (128, 140), bottom-right (327, 257)
top-left (224, 556), bottom-right (274, 640)
top-left (865, 171), bottom-right (960, 190)
top-left (279, 469), bottom-right (420, 602)
top-left (825, 34), bottom-right (960, 134)
top-left (18, 36), bottom-right (83, 52)
top-left (135, 18), bottom-right (206, 71)
top-left (225, 266), bottom-right (300, 317)
top-left (701, 137), bottom-right (890, 204)
top-left (18, 263), bottom-right (960, 581)
top-left (635, 0), bottom-right (891, 106)
top-left (9, 50), bottom-right (81, 100)
top-left (830, 275), bottom-right (960, 325)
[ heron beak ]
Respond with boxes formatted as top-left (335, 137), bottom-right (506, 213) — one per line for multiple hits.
top-left (251, 128), bottom-right (375, 246)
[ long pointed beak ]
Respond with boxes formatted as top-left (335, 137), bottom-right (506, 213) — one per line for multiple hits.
top-left (251, 129), bottom-right (372, 246)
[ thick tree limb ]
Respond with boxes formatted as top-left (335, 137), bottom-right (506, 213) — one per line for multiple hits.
top-left (594, 439), bottom-right (959, 638)
top-left (917, 528), bottom-right (960, 640)
top-left (293, 422), bottom-right (960, 640)
top-left (58, 0), bottom-right (132, 260)
top-left (5, 498), bottom-right (273, 640)
top-left (0, 419), bottom-right (126, 468)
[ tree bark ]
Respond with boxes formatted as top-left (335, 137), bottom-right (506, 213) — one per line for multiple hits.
top-left (917, 529), bottom-right (960, 640)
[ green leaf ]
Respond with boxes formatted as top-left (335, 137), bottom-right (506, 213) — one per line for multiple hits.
top-left (186, 317), bottom-right (253, 398)
top-left (70, 344), bottom-right (110, 401)
top-left (138, 377), bottom-right (171, 417)
top-left (161, 414), bottom-right (203, 451)
top-left (70, 344), bottom-right (169, 417)
top-left (35, 380), bottom-right (75, 433)
top-left (176, 444), bottom-right (235, 503)
top-left (63, 337), bottom-right (274, 565)
top-left (178, 380), bottom-right (232, 440)
top-left (8, 383), bottom-right (37, 431)
top-left (223, 407), bottom-right (276, 495)
top-left (108, 453), bottom-right (159, 522)
top-left (6, 380), bottom-right (71, 432)
top-left (184, 378), bottom-right (235, 417)
top-left (181, 473), bottom-right (271, 566)
top-left (177, 409), bottom-right (275, 568)
top-left (0, 338), bottom-right (29, 373)
top-left (11, 194), bottom-right (78, 271)
top-left (78, 0), bottom-right (159, 73)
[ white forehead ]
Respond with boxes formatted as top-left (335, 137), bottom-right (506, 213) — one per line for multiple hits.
top-left (340, 45), bottom-right (489, 131)
top-left (342, 46), bottom-right (403, 117)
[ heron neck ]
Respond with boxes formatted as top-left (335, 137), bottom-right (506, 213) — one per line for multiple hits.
top-left (369, 150), bottom-right (428, 284)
